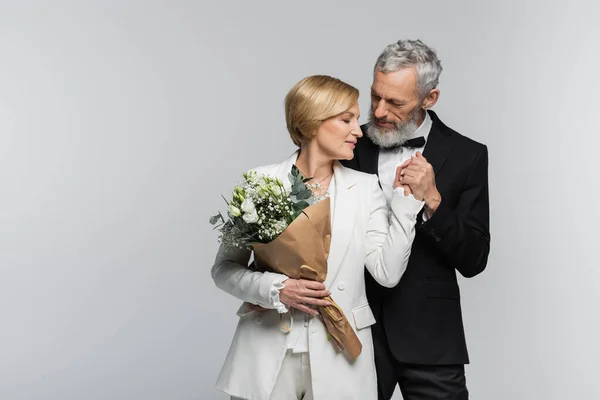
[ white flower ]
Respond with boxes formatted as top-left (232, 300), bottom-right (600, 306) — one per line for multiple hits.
top-left (273, 220), bottom-right (288, 233)
top-left (244, 171), bottom-right (260, 185)
top-left (269, 183), bottom-right (282, 197)
top-left (244, 187), bottom-right (256, 198)
top-left (241, 198), bottom-right (256, 214)
top-left (257, 184), bottom-right (272, 199)
top-left (228, 205), bottom-right (241, 217)
top-left (243, 209), bottom-right (259, 223)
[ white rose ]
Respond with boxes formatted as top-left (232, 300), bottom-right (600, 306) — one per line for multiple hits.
top-left (270, 183), bottom-right (282, 197)
top-left (241, 198), bottom-right (256, 214)
top-left (228, 205), bottom-right (241, 217)
top-left (242, 209), bottom-right (259, 224)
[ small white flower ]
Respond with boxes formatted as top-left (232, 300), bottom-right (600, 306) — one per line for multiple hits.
top-left (273, 220), bottom-right (287, 233)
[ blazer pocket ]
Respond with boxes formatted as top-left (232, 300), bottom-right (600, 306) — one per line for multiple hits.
top-left (236, 302), bottom-right (254, 317)
top-left (351, 303), bottom-right (376, 330)
top-left (424, 280), bottom-right (460, 299)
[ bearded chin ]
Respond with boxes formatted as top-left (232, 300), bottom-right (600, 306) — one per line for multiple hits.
top-left (365, 111), bottom-right (421, 149)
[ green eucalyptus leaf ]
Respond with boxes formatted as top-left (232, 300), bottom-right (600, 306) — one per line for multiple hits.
top-left (291, 165), bottom-right (299, 177)
top-left (294, 200), bottom-right (310, 210)
top-left (209, 214), bottom-right (222, 225)
top-left (296, 189), bottom-right (312, 200)
top-left (292, 182), bottom-right (305, 193)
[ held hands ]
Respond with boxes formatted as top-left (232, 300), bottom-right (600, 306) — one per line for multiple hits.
top-left (393, 165), bottom-right (413, 196)
top-left (395, 152), bottom-right (442, 216)
top-left (248, 279), bottom-right (331, 316)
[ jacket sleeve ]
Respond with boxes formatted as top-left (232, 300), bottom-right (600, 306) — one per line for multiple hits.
top-left (211, 244), bottom-right (289, 308)
top-left (417, 145), bottom-right (491, 278)
top-left (364, 175), bottom-right (424, 287)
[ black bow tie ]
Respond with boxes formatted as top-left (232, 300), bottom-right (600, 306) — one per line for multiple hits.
top-left (389, 136), bottom-right (426, 150)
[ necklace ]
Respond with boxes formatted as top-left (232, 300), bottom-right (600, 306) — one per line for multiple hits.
top-left (297, 167), bottom-right (333, 199)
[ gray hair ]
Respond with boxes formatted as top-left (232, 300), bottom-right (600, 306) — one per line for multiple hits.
top-left (375, 39), bottom-right (443, 99)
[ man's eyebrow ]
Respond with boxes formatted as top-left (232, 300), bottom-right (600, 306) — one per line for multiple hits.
top-left (371, 89), bottom-right (407, 104)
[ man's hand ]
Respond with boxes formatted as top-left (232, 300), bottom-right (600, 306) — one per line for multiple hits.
top-left (394, 164), bottom-right (413, 196)
top-left (399, 152), bottom-right (442, 215)
top-left (280, 279), bottom-right (331, 315)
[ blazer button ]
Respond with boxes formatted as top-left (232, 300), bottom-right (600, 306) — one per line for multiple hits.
top-left (429, 228), bottom-right (436, 235)
top-left (254, 317), bottom-right (262, 325)
top-left (337, 282), bottom-right (346, 291)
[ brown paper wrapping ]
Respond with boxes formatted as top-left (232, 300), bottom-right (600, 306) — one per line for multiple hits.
top-left (252, 198), bottom-right (362, 361)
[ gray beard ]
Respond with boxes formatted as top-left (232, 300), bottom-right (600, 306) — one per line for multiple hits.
top-left (365, 108), bottom-right (422, 149)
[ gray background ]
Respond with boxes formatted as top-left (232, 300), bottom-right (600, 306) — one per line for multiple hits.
top-left (1, 1), bottom-right (599, 399)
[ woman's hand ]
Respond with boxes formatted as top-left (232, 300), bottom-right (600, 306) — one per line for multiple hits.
top-left (394, 160), bottom-right (414, 196)
top-left (280, 279), bottom-right (331, 315)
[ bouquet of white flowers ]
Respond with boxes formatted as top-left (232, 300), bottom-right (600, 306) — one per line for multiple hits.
top-left (209, 165), bottom-right (317, 249)
top-left (210, 165), bottom-right (363, 361)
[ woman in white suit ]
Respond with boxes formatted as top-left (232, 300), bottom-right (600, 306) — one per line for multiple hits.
top-left (211, 75), bottom-right (424, 400)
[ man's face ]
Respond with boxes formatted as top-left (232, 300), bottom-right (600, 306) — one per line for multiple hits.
top-left (366, 68), bottom-right (425, 148)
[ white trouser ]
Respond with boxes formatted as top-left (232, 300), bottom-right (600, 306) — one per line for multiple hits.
top-left (232, 350), bottom-right (313, 400)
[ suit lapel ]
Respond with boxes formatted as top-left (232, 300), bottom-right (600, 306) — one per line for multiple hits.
top-left (324, 162), bottom-right (358, 287)
top-left (273, 151), bottom-right (300, 187)
top-left (357, 124), bottom-right (380, 176)
top-left (422, 111), bottom-right (454, 174)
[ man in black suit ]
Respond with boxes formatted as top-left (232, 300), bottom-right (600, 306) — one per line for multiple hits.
top-left (341, 39), bottom-right (490, 400)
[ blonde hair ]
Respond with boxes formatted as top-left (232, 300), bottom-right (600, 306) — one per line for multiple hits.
top-left (284, 75), bottom-right (359, 147)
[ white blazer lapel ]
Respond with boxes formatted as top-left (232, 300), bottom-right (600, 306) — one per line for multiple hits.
top-left (272, 151), bottom-right (299, 184)
top-left (262, 154), bottom-right (357, 286)
top-left (324, 162), bottom-right (358, 288)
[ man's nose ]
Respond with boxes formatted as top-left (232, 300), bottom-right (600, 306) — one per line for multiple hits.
top-left (373, 100), bottom-right (387, 119)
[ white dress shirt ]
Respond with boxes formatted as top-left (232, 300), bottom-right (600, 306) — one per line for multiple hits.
top-left (378, 112), bottom-right (433, 210)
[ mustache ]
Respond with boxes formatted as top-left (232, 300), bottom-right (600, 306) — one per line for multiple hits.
top-left (371, 115), bottom-right (396, 125)
top-left (369, 110), bottom-right (398, 126)
top-left (371, 116), bottom-right (399, 128)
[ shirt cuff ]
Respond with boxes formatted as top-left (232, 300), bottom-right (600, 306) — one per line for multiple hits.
top-left (392, 186), bottom-right (406, 196)
top-left (269, 277), bottom-right (289, 313)
top-left (392, 187), bottom-right (424, 205)
top-left (391, 187), bottom-right (425, 214)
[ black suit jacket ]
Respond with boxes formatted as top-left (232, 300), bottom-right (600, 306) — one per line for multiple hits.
top-left (341, 110), bottom-right (490, 365)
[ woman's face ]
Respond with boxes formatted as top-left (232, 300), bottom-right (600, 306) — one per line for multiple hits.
top-left (311, 102), bottom-right (362, 161)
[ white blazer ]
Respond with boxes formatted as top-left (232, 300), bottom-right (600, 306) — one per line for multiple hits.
top-left (211, 152), bottom-right (423, 400)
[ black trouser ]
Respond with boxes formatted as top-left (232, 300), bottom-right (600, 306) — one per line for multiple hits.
top-left (372, 322), bottom-right (468, 400)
